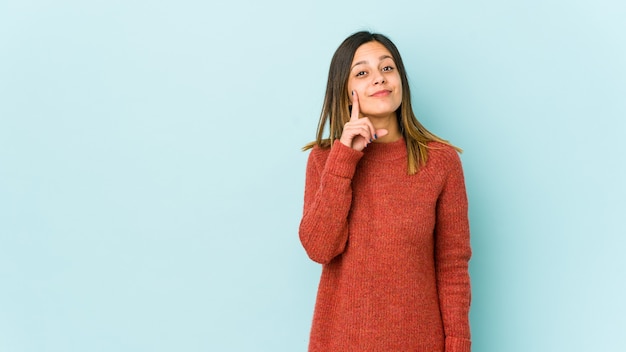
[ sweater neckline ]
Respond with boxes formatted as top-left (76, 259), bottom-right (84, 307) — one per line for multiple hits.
top-left (362, 137), bottom-right (406, 161)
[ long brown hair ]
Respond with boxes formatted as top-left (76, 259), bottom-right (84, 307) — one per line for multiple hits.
top-left (303, 31), bottom-right (461, 175)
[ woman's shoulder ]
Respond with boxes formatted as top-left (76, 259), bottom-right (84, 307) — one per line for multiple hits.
top-left (310, 143), bottom-right (332, 157)
top-left (305, 143), bottom-right (332, 170)
top-left (425, 141), bottom-right (462, 169)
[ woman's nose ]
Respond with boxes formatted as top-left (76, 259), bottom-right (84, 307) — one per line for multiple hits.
top-left (373, 72), bottom-right (385, 85)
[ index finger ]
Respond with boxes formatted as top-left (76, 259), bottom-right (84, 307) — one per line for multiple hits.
top-left (350, 90), bottom-right (360, 121)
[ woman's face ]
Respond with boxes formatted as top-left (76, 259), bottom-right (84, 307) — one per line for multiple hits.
top-left (347, 41), bottom-right (403, 119)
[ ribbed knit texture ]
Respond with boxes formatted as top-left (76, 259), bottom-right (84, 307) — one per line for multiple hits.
top-left (299, 138), bottom-right (471, 352)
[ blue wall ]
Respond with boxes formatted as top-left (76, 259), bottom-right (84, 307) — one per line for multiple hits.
top-left (1, 1), bottom-right (624, 351)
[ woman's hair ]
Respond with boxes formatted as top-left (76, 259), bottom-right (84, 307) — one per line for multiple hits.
top-left (303, 31), bottom-right (461, 175)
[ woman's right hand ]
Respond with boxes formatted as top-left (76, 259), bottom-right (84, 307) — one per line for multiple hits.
top-left (340, 91), bottom-right (388, 151)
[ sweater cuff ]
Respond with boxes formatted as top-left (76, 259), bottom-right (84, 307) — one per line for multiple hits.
top-left (445, 336), bottom-right (471, 352)
top-left (325, 140), bottom-right (363, 179)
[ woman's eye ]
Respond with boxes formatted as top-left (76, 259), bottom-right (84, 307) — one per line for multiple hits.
top-left (382, 66), bottom-right (394, 72)
top-left (356, 71), bottom-right (366, 77)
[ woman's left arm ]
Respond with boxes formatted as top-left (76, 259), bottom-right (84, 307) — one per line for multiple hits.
top-left (434, 150), bottom-right (472, 352)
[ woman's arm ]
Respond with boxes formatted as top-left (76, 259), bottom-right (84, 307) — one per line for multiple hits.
top-left (298, 141), bottom-right (363, 264)
top-left (434, 150), bottom-right (472, 352)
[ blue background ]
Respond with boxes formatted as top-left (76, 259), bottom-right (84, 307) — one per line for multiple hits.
top-left (1, 0), bottom-right (625, 351)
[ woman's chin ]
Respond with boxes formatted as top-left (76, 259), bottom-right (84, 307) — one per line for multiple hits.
top-left (361, 110), bottom-right (397, 119)
top-left (361, 103), bottom-right (401, 119)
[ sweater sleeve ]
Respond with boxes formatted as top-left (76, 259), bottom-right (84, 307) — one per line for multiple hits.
top-left (298, 141), bottom-right (363, 264)
top-left (434, 150), bottom-right (472, 352)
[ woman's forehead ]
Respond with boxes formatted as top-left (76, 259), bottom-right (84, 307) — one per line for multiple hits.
top-left (352, 42), bottom-right (394, 64)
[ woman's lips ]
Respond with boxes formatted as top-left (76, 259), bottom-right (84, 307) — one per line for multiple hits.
top-left (370, 90), bottom-right (391, 97)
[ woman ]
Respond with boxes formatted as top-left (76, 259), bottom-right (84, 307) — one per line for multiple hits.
top-left (299, 31), bottom-right (472, 351)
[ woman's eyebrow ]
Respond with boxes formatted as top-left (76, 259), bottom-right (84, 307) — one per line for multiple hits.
top-left (351, 55), bottom-right (394, 70)
top-left (351, 60), bottom-right (368, 70)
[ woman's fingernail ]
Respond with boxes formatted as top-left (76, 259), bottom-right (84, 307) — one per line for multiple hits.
top-left (369, 138), bottom-right (373, 143)
top-left (374, 134), bottom-right (378, 139)
top-left (352, 90), bottom-right (354, 96)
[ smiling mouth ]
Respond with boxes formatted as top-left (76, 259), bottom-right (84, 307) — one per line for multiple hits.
top-left (371, 90), bottom-right (391, 97)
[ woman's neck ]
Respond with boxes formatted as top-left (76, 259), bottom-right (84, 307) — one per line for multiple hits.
top-left (371, 114), bottom-right (402, 143)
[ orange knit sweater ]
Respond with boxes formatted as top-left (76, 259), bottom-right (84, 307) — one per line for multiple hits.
top-left (299, 138), bottom-right (471, 352)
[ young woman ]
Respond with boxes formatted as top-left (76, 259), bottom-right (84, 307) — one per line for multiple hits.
top-left (299, 31), bottom-right (472, 351)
